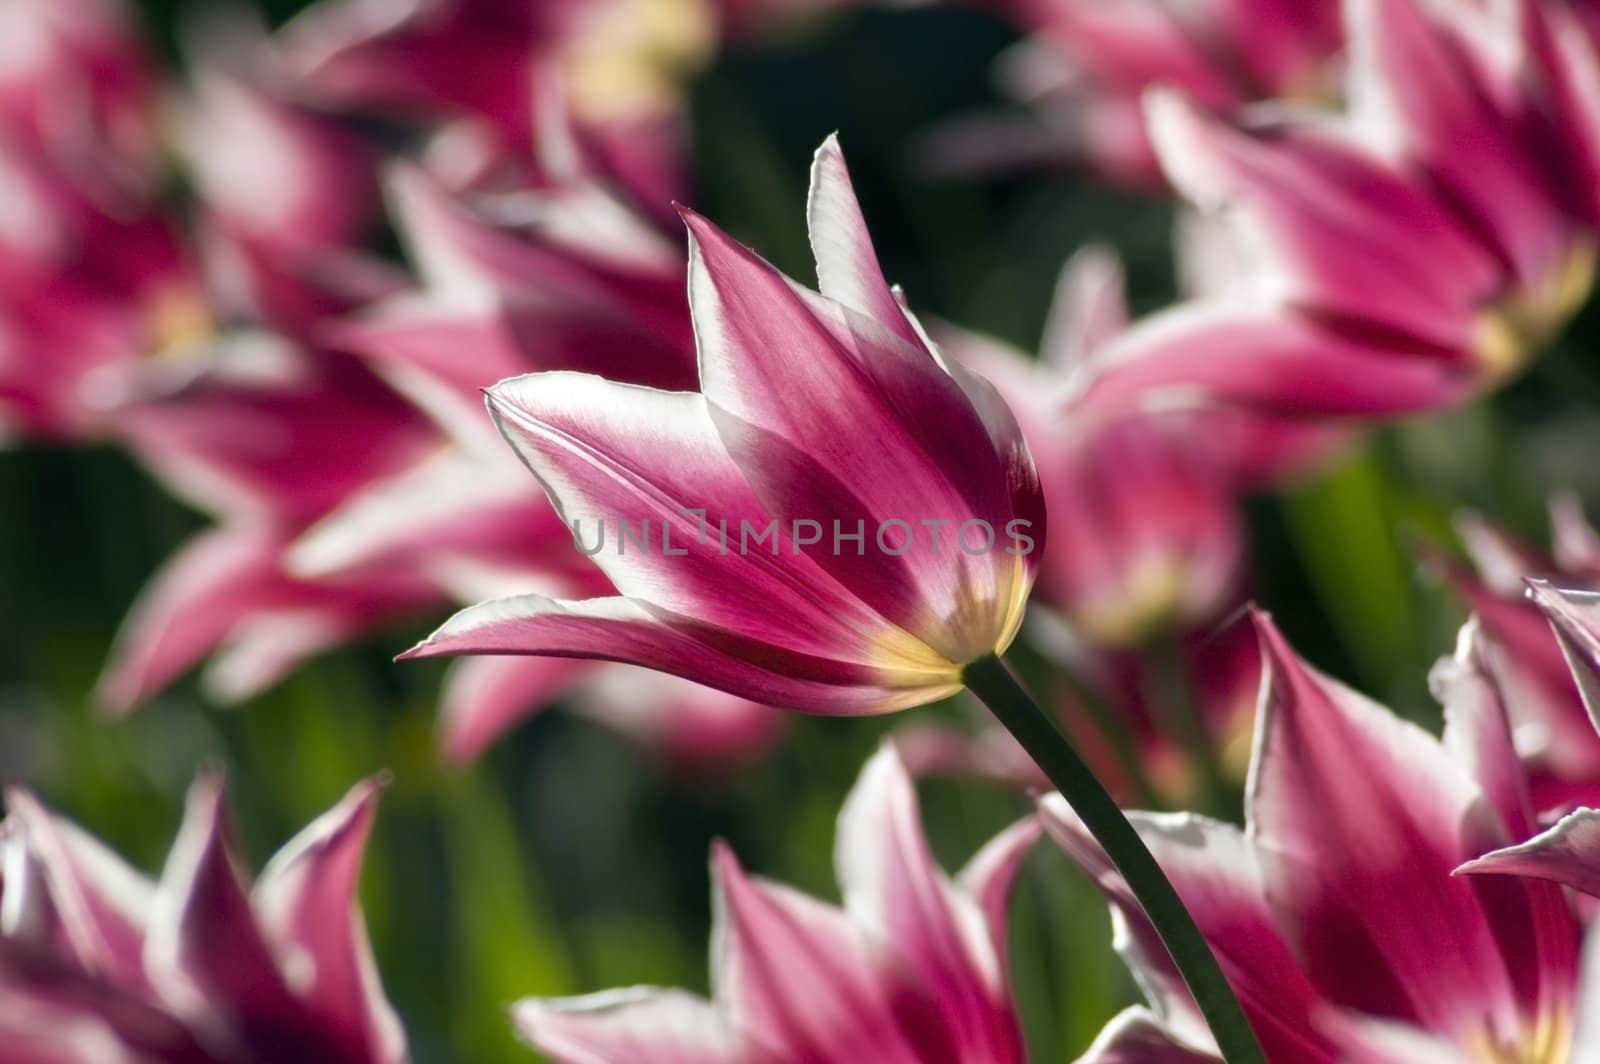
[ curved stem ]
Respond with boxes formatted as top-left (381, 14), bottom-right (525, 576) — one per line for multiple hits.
top-left (964, 653), bottom-right (1264, 1064)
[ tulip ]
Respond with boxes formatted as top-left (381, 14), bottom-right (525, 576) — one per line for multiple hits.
top-left (403, 137), bottom-right (1265, 1059)
top-left (0, 777), bottom-right (406, 1062)
top-left (1072, 0), bottom-right (1600, 432)
top-left (1051, 613), bottom-right (1587, 1061)
top-left (513, 744), bottom-right (1037, 1063)
top-left (928, 0), bottom-right (1342, 185)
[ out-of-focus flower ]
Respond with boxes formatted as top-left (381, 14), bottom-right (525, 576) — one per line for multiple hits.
top-left (927, 0), bottom-right (1341, 186)
top-left (98, 335), bottom-right (441, 712)
top-left (1427, 495), bottom-right (1600, 807)
top-left (513, 744), bottom-right (1037, 1063)
top-left (0, 0), bottom-right (161, 204)
top-left (0, 777), bottom-right (406, 1063)
top-left (276, 0), bottom-right (714, 209)
top-left (1071, 0), bottom-right (1600, 431)
top-left (401, 137), bottom-right (1046, 714)
top-left (1049, 613), bottom-right (1586, 1061)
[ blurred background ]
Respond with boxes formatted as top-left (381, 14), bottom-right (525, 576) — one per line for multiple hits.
top-left (7, 1), bottom-right (1600, 1060)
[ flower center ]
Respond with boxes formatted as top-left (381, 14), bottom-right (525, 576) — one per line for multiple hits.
top-left (145, 283), bottom-right (215, 360)
top-left (563, 0), bottom-right (717, 122)
top-left (1474, 239), bottom-right (1598, 385)
top-left (1472, 1009), bottom-right (1571, 1064)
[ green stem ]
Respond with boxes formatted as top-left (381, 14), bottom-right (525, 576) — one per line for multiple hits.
top-left (964, 653), bottom-right (1265, 1064)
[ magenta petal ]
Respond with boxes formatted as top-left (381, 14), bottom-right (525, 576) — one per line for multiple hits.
top-left (143, 779), bottom-right (317, 1057)
top-left (1039, 800), bottom-right (1337, 1062)
top-left (834, 746), bottom-right (1028, 1062)
top-left (1076, 303), bottom-right (1470, 420)
top-left (1528, 582), bottom-right (1600, 732)
top-left (438, 654), bottom-right (595, 762)
top-left (252, 780), bottom-right (406, 1064)
top-left (2, 790), bottom-right (153, 985)
top-left (709, 842), bottom-right (924, 1063)
top-left (1457, 808), bottom-right (1600, 899)
top-left (805, 135), bottom-right (922, 349)
top-left (1249, 613), bottom-right (1526, 1038)
top-left (512, 988), bottom-right (745, 1064)
top-left (401, 593), bottom-right (956, 715)
top-left (1078, 1007), bottom-right (1220, 1063)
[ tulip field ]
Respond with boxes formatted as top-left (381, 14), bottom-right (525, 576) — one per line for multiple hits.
top-left (9, 1), bottom-right (1600, 1062)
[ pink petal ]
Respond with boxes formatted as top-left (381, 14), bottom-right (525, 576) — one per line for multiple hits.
top-left (1039, 244), bottom-right (1128, 369)
top-left (834, 746), bottom-right (1027, 1062)
top-left (481, 370), bottom-right (929, 669)
top-left (2, 790), bottom-right (153, 985)
top-left (1529, 581), bottom-right (1600, 730)
top-left (1075, 302), bottom-right (1470, 420)
top-left (709, 843), bottom-right (925, 1063)
top-left (401, 593), bottom-right (959, 715)
top-left (512, 987), bottom-right (745, 1064)
top-left (1078, 1007), bottom-right (1219, 1063)
top-left (253, 779), bottom-right (406, 1063)
top-left (1039, 801), bottom-right (1337, 1062)
top-left (1148, 91), bottom-right (1500, 355)
top-left (683, 206), bottom-right (1027, 660)
top-left (1249, 613), bottom-right (1528, 1039)
top-left (1457, 808), bottom-right (1600, 899)
top-left (143, 778), bottom-right (323, 1059)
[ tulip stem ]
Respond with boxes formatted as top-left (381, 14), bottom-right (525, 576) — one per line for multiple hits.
top-left (964, 653), bottom-right (1265, 1064)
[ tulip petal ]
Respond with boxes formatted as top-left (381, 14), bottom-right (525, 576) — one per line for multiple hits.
top-left (1249, 613), bottom-right (1524, 1038)
top-left (1457, 808), bottom-right (1600, 898)
top-left (512, 987), bottom-right (745, 1064)
top-left (253, 779), bottom-right (406, 1064)
top-left (143, 779), bottom-right (316, 1058)
top-left (709, 842), bottom-right (924, 1063)
top-left (2, 790), bottom-right (153, 985)
top-left (684, 207), bottom-right (1024, 659)
top-left (834, 746), bottom-right (1027, 1062)
top-left (1039, 800), bottom-right (1337, 1062)
top-left (1078, 1007), bottom-right (1219, 1063)
top-left (402, 593), bottom-right (959, 714)
top-left (1528, 582), bottom-right (1600, 733)
top-left (481, 370), bottom-right (945, 674)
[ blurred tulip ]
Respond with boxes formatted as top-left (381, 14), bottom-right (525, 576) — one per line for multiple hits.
top-left (926, 0), bottom-right (1341, 185)
top-left (1052, 614), bottom-right (1587, 1061)
top-left (1428, 496), bottom-right (1600, 807)
top-left (0, 778), bottom-right (406, 1063)
top-left (0, 0), bottom-right (161, 204)
top-left (513, 744), bottom-right (1037, 1063)
top-left (1072, 0), bottom-right (1600, 432)
top-left (402, 137), bottom-right (1046, 714)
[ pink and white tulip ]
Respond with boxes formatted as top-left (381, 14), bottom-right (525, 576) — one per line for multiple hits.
top-left (513, 744), bottom-right (1037, 1063)
top-left (1049, 613), bottom-right (1587, 1061)
top-left (401, 137), bottom-right (1046, 715)
top-left (0, 778), bottom-right (406, 1063)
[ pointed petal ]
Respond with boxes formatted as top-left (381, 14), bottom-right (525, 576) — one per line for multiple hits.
top-left (1457, 808), bottom-right (1600, 898)
top-left (955, 816), bottom-right (1043, 964)
top-left (1, 790), bottom-right (153, 985)
top-left (805, 135), bottom-right (921, 348)
top-left (1041, 245), bottom-right (1128, 369)
top-left (684, 208), bottom-right (1026, 660)
top-left (253, 779), bottom-right (406, 1064)
top-left (143, 778), bottom-right (316, 1058)
top-left (401, 593), bottom-right (959, 715)
top-left (1527, 581), bottom-right (1600, 733)
top-left (1551, 493), bottom-right (1600, 573)
top-left (1248, 613), bottom-right (1526, 1038)
top-left (512, 987), bottom-right (745, 1064)
top-left (834, 746), bottom-right (1027, 1062)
